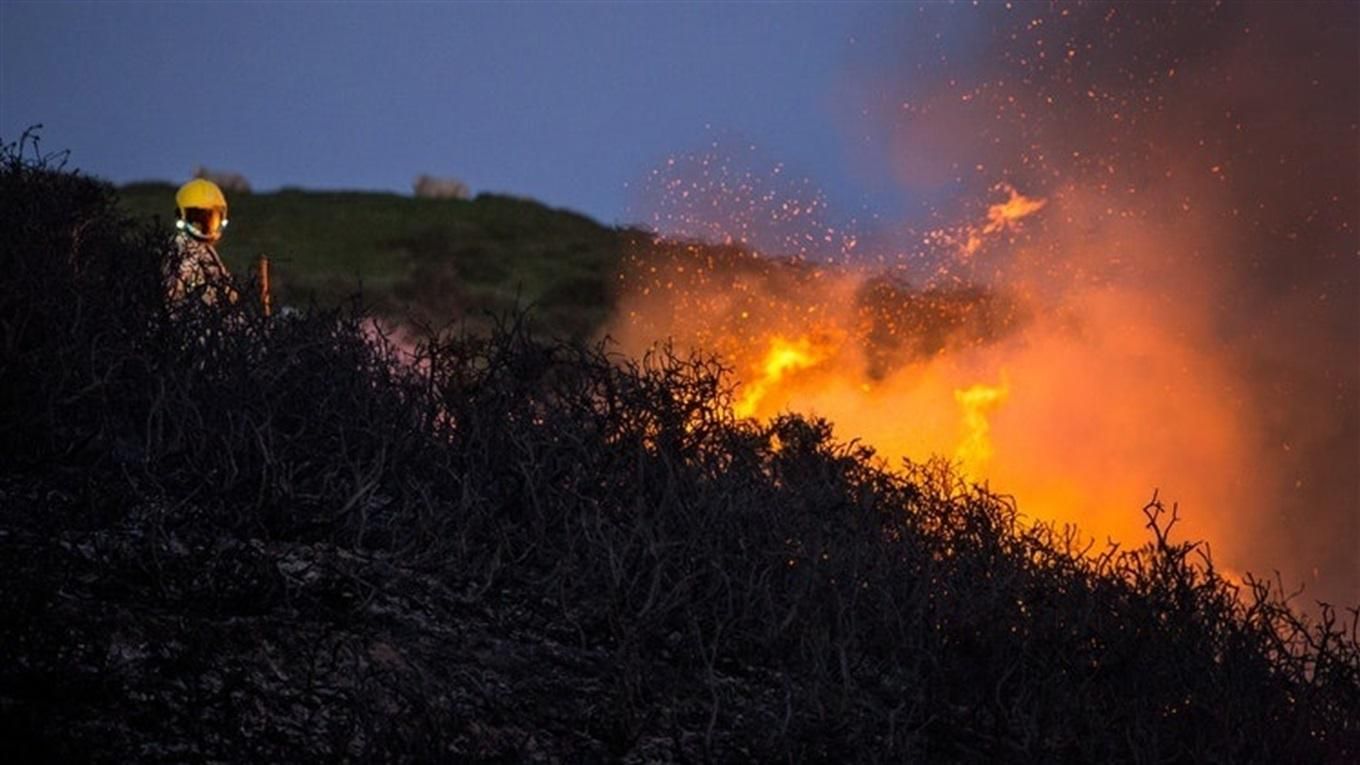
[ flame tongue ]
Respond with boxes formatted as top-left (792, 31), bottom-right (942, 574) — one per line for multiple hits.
top-left (956, 184), bottom-right (1048, 259)
top-left (984, 186), bottom-right (1047, 236)
top-left (953, 379), bottom-right (1009, 479)
top-left (735, 335), bottom-right (833, 419)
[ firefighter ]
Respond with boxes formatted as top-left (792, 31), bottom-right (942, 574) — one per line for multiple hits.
top-left (165, 178), bottom-right (237, 305)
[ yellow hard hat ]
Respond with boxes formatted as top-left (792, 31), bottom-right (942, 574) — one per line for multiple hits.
top-left (175, 179), bottom-right (229, 241)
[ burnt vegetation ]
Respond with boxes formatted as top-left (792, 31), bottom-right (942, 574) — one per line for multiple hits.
top-left (2, 136), bottom-right (1358, 763)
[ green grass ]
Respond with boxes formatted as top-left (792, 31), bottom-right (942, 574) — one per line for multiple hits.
top-left (119, 183), bottom-right (628, 338)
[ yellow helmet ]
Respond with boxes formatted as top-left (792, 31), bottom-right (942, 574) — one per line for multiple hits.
top-left (175, 179), bottom-right (229, 241)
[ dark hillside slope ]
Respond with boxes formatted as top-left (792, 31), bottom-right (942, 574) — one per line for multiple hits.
top-left (3, 141), bottom-right (1358, 762)
top-left (119, 182), bottom-right (626, 338)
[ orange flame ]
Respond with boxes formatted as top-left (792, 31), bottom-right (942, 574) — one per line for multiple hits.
top-left (954, 379), bottom-right (1009, 479)
top-left (984, 186), bottom-right (1048, 235)
top-left (958, 184), bottom-right (1048, 258)
top-left (734, 334), bottom-right (835, 419)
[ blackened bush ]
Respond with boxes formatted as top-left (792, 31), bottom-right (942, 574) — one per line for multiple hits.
top-left (1, 132), bottom-right (431, 545)
top-left (0, 133), bottom-right (162, 471)
top-left (2, 134), bottom-right (1357, 763)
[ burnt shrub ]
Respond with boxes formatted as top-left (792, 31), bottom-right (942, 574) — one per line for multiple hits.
top-left (2, 134), bottom-right (1356, 762)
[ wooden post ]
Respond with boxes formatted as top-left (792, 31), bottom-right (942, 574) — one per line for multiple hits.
top-left (258, 255), bottom-right (272, 317)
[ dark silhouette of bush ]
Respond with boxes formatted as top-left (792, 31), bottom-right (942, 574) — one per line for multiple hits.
top-left (2, 132), bottom-right (1356, 762)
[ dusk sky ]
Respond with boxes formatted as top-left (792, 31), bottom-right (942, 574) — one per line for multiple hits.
top-left (2, 1), bottom-right (924, 227)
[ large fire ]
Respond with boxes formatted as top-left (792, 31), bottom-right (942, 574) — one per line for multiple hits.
top-left (609, 2), bottom-right (1359, 606)
top-left (611, 179), bottom-right (1257, 563)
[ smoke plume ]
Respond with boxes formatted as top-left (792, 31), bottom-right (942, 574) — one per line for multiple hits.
top-left (865, 0), bottom-right (1358, 605)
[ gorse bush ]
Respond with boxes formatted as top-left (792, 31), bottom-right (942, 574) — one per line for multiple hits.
top-left (2, 133), bottom-right (1357, 762)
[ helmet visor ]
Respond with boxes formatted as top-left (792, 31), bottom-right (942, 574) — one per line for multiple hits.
top-left (183, 207), bottom-right (227, 239)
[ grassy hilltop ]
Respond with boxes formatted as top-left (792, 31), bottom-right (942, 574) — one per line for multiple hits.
top-left (119, 183), bottom-right (626, 338)
top-left (4, 145), bottom-right (1358, 761)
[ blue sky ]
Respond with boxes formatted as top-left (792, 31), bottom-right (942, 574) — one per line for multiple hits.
top-left (1, 1), bottom-right (926, 227)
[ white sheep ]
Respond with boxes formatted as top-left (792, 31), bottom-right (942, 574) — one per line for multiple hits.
top-left (412, 174), bottom-right (470, 200)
